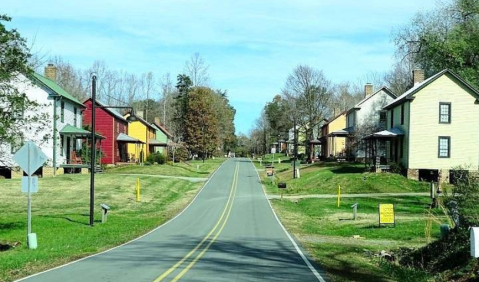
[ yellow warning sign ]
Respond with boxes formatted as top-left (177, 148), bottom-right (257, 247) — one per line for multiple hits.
top-left (379, 204), bottom-right (395, 226)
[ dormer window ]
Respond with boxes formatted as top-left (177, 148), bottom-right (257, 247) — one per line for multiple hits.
top-left (439, 102), bottom-right (451, 124)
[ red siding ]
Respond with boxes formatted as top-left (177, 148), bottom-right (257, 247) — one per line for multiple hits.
top-left (83, 99), bottom-right (128, 164)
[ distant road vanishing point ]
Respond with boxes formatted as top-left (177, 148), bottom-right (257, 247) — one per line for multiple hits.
top-left (19, 158), bottom-right (328, 282)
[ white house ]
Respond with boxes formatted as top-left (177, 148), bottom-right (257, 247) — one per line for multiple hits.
top-left (0, 64), bottom-right (95, 178)
top-left (345, 84), bottom-right (397, 159)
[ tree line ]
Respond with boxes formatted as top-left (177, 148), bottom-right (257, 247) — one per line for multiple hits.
top-left (1, 14), bottom-right (236, 161)
top-left (241, 0), bottom-right (479, 160)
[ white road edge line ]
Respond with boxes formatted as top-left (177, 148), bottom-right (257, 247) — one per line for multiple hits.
top-left (15, 160), bottom-right (229, 282)
top-left (249, 158), bottom-right (327, 282)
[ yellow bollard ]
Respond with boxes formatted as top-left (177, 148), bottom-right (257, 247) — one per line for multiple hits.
top-left (337, 184), bottom-right (341, 208)
top-left (136, 178), bottom-right (141, 202)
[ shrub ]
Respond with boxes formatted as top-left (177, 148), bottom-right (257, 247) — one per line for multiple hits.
top-left (169, 145), bottom-right (188, 162)
top-left (146, 152), bottom-right (166, 164)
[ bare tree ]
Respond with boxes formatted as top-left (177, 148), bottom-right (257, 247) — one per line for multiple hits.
top-left (184, 52), bottom-right (209, 87)
top-left (159, 72), bottom-right (173, 127)
top-left (282, 65), bottom-right (333, 160)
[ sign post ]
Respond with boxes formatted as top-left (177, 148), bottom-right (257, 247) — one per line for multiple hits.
top-left (378, 203), bottom-right (395, 227)
top-left (13, 141), bottom-right (48, 249)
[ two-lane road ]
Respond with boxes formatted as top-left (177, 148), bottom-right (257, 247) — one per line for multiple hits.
top-left (19, 159), bottom-right (328, 282)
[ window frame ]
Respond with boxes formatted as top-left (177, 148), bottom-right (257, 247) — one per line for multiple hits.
top-left (438, 136), bottom-right (451, 158)
top-left (390, 108), bottom-right (394, 128)
top-left (61, 101), bottom-right (65, 123)
top-left (439, 102), bottom-right (451, 124)
top-left (73, 107), bottom-right (77, 126)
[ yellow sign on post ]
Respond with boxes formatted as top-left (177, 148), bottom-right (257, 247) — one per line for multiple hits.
top-left (379, 203), bottom-right (395, 227)
top-left (337, 185), bottom-right (341, 207)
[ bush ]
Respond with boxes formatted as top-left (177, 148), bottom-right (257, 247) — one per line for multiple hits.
top-left (169, 145), bottom-right (188, 162)
top-left (146, 152), bottom-right (166, 165)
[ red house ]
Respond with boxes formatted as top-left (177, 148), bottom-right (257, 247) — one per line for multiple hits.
top-left (82, 99), bottom-right (131, 165)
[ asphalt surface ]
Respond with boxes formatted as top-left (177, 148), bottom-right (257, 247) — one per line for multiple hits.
top-left (20, 158), bottom-right (327, 282)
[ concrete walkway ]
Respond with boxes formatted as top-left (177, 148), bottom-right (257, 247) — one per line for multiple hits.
top-left (267, 192), bottom-right (429, 200)
top-left (118, 173), bottom-right (208, 183)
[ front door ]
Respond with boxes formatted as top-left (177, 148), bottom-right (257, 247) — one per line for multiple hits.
top-left (66, 136), bottom-right (71, 164)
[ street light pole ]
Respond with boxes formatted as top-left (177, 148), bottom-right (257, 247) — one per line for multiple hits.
top-left (90, 74), bottom-right (97, 226)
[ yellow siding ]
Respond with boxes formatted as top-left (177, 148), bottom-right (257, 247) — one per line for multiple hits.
top-left (327, 113), bottom-right (347, 156)
top-left (127, 121), bottom-right (149, 161)
top-left (409, 74), bottom-right (479, 169)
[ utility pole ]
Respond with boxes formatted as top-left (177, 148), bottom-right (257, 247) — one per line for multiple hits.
top-left (90, 74), bottom-right (97, 227)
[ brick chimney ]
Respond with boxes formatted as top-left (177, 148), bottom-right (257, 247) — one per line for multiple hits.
top-left (364, 83), bottom-right (373, 97)
top-left (44, 64), bottom-right (57, 82)
top-left (413, 69), bottom-right (425, 85)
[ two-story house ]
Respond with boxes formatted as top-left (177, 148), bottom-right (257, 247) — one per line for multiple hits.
top-left (371, 69), bottom-right (479, 182)
top-left (125, 114), bottom-right (156, 163)
top-left (0, 64), bottom-right (96, 178)
top-left (151, 119), bottom-right (173, 155)
top-left (346, 84), bottom-right (397, 160)
top-left (320, 111), bottom-right (348, 158)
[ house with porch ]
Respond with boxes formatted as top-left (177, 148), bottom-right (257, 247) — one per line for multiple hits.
top-left (366, 69), bottom-right (479, 183)
top-left (319, 111), bottom-right (348, 159)
top-left (151, 119), bottom-right (173, 155)
top-left (345, 84), bottom-right (397, 160)
top-left (83, 99), bottom-right (144, 165)
top-left (0, 64), bottom-right (101, 178)
top-left (124, 114), bottom-right (156, 163)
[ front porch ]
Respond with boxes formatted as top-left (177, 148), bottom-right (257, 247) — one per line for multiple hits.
top-left (363, 127), bottom-right (405, 172)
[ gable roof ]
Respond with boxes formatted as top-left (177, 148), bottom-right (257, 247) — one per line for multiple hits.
top-left (31, 73), bottom-right (85, 108)
top-left (322, 110), bottom-right (348, 127)
top-left (152, 122), bottom-right (173, 138)
top-left (384, 69), bottom-right (479, 110)
top-left (83, 98), bottom-right (128, 122)
top-left (125, 114), bottom-right (156, 130)
top-left (354, 86), bottom-right (397, 109)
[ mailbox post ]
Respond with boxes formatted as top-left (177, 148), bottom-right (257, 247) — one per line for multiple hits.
top-left (278, 182), bottom-right (287, 200)
top-left (101, 204), bottom-right (111, 223)
top-left (351, 203), bottom-right (358, 220)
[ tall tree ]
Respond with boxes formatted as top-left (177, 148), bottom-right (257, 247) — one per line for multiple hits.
top-left (0, 15), bottom-right (49, 164)
top-left (184, 52), bottom-right (209, 87)
top-left (282, 65), bottom-right (333, 160)
top-left (264, 95), bottom-right (292, 143)
top-left (173, 74), bottom-right (192, 142)
top-left (185, 87), bottom-right (218, 161)
top-left (393, 0), bottom-right (479, 86)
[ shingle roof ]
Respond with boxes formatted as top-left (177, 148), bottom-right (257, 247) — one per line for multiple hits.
top-left (384, 69), bottom-right (479, 110)
top-left (152, 122), bottom-right (173, 138)
top-left (83, 98), bottom-right (128, 122)
top-left (32, 73), bottom-right (85, 107)
top-left (355, 86), bottom-right (397, 108)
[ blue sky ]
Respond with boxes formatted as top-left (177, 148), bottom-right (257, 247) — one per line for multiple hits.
top-left (3, 0), bottom-right (437, 134)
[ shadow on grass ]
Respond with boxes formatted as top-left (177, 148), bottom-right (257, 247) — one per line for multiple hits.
top-left (0, 221), bottom-right (25, 230)
top-left (330, 166), bottom-right (366, 174)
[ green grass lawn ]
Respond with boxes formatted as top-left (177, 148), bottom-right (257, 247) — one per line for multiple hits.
top-left (261, 162), bottom-right (430, 195)
top-left (107, 158), bottom-right (225, 177)
top-left (0, 159), bottom-right (223, 282)
top-left (272, 196), bottom-right (447, 282)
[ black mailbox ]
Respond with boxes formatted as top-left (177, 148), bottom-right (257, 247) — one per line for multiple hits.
top-left (278, 182), bottom-right (287, 189)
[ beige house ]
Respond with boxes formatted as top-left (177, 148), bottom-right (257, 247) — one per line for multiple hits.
top-left (368, 69), bottom-right (479, 182)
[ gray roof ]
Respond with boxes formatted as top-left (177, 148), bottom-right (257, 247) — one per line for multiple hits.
top-left (117, 133), bottom-right (144, 143)
top-left (384, 69), bottom-right (479, 110)
top-left (84, 98), bottom-right (128, 122)
top-left (354, 86), bottom-right (397, 109)
top-left (364, 127), bottom-right (404, 139)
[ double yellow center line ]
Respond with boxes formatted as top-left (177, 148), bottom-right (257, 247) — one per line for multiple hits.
top-left (153, 162), bottom-right (239, 282)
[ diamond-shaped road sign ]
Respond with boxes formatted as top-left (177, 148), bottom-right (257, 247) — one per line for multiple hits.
top-left (13, 141), bottom-right (48, 176)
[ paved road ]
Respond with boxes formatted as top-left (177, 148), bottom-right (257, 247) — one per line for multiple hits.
top-left (19, 159), bottom-right (327, 282)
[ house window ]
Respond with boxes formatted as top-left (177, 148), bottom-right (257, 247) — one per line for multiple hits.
top-left (439, 102), bottom-right (451, 124)
top-left (390, 108), bottom-right (394, 128)
top-left (438, 136), bottom-right (450, 158)
top-left (400, 104), bottom-right (405, 125)
top-left (61, 101), bottom-right (65, 123)
top-left (379, 111), bottom-right (387, 124)
top-left (60, 135), bottom-right (64, 156)
top-left (74, 107), bottom-right (77, 126)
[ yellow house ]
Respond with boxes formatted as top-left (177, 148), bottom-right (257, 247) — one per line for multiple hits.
top-left (376, 69), bottom-right (479, 182)
top-left (125, 114), bottom-right (156, 162)
top-left (320, 111), bottom-right (347, 158)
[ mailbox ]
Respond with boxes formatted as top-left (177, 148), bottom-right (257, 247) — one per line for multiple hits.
top-left (101, 204), bottom-right (111, 223)
top-left (265, 166), bottom-right (275, 177)
top-left (471, 227), bottom-right (479, 257)
top-left (278, 182), bottom-right (287, 189)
